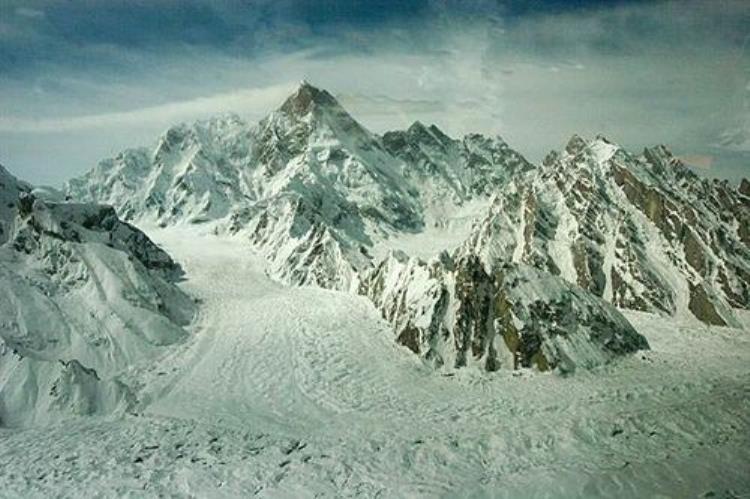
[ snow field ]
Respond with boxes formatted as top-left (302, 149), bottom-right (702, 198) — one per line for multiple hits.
top-left (3, 226), bottom-right (747, 498)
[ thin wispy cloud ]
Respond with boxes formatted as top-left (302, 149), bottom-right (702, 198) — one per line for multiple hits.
top-left (14, 7), bottom-right (45, 19)
top-left (0, 83), bottom-right (296, 133)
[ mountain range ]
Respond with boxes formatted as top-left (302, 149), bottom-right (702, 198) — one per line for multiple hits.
top-left (2, 81), bottom-right (748, 423)
top-left (64, 82), bottom-right (748, 365)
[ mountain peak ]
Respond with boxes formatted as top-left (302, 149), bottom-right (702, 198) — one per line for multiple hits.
top-left (562, 134), bottom-right (622, 163)
top-left (405, 120), bottom-right (452, 147)
top-left (564, 134), bottom-right (588, 155)
top-left (407, 120), bottom-right (427, 132)
top-left (279, 80), bottom-right (340, 116)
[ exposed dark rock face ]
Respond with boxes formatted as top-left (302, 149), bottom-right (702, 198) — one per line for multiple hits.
top-left (688, 282), bottom-right (728, 327)
top-left (740, 178), bottom-right (750, 197)
top-left (11, 197), bottom-right (185, 283)
top-left (0, 164), bottom-right (32, 245)
top-left (360, 250), bottom-right (649, 373)
top-left (466, 136), bottom-right (750, 327)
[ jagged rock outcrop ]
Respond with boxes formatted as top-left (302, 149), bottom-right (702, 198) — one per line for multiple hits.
top-left (0, 165), bottom-right (194, 426)
top-left (465, 136), bottom-right (750, 326)
top-left (740, 178), bottom-right (750, 197)
top-left (360, 250), bottom-right (648, 373)
top-left (382, 121), bottom-right (533, 205)
top-left (0, 165), bottom-right (31, 245)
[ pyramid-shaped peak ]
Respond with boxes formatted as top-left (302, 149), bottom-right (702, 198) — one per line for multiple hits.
top-left (561, 133), bottom-right (623, 164)
top-left (564, 134), bottom-right (588, 155)
top-left (280, 80), bottom-right (341, 116)
top-left (406, 121), bottom-right (452, 145)
top-left (406, 120), bottom-right (434, 138)
top-left (407, 120), bottom-right (427, 132)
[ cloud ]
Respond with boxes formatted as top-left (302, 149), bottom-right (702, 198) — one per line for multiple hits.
top-left (678, 155), bottom-right (714, 169)
top-left (15, 7), bottom-right (45, 18)
top-left (1, 0), bottom-right (749, 186)
top-left (717, 126), bottom-right (750, 152)
top-left (0, 83), bottom-right (296, 133)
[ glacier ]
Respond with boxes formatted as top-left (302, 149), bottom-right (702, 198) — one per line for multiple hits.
top-left (0, 82), bottom-right (748, 497)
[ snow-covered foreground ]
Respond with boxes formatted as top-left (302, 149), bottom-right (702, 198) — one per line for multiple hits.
top-left (1, 227), bottom-right (749, 498)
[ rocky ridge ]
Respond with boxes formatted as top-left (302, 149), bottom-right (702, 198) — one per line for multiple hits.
top-left (0, 165), bottom-right (195, 426)
top-left (463, 135), bottom-right (750, 327)
top-left (360, 249), bottom-right (648, 372)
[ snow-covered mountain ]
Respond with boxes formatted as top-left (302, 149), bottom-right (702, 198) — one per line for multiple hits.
top-left (463, 135), bottom-right (750, 326)
top-left (66, 82), bottom-right (531, 290)
top-left (359, 134), bottom-right (748, 370)
top-left (64, 82), bottom-right (749, 371)
top-left (0, 165), bottom-right (194, 426)
top-left (382, 121), bottom-right (533, 206)
top-left (4, 84), bottom-right (749, 496)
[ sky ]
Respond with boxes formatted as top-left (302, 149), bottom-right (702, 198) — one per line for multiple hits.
top-left (0, 0), bottom-right (748, 187)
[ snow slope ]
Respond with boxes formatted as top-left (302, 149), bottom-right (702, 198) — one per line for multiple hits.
top-left (1, 226), bottom-right (747, 497)
top-left (0, 167), bottom-right (195, 427)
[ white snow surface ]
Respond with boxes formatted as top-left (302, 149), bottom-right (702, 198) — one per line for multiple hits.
top-left (2, 226), bottom-right (747, 498)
